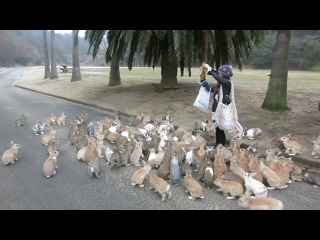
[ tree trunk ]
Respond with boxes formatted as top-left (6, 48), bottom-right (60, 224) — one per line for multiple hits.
top-left (261, 30), bottom-right (291, 110)
top-left (50, 30), bottom-right (58, 79)
top-left (43, 30), bottom-right (51, 79)
top-left (71, 30), bottom-right (82, 82)
top-left (160, 41), bottom-right (178, 89)
top-left (108, 48), bottom-right (121, 86)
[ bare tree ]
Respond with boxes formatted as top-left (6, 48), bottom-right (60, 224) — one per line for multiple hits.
top-left (50, 30), bottom-right (58, 79)
top-left (43, 30), bottom-right (51, 79)
top-left (71, 30), bottom-right (82, 82)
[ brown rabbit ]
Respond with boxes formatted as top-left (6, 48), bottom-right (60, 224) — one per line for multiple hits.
top-left (147, 148), bottom-right (157, 168)
top-left (43, 113), bottom-right (57, 126)
top-left (213, 144), bottom-right (228, 180)
top-left (77, 135), bottom-right (96, 164)
top-left (311, 138), bottom-right (320, 159)
top-left (149, 170), bottom-right (172, 201)
top-left (219, 171), bottom-right (244, 186)
top-left (130, 140), bottom-right (144, 166)
top-left (56, 113), bottom-right (66, 126)
top-left (15, 113), bottom-right (27, 126)
top-left (47, 139), bottom-right (60, 156)
top-left (184, 170), bottom-right (204, 200)
top-left (181, 162), bottom-right (192, 177)
top-left (131, 160), bottom-right (151, 187)
top-left (259, 161), bottom-right (287, 189)
top-left (213, 176), bottom-right (244, 200)
top-left (43, 149), bottom-right (59, 178)
top-left (41, 129), bottom-right (57, 146)
top-left (248, 153), bottom-right (263, 182)
top-left (237, 196), bottom-right (284, 210)
top-left (2, 141), bottom-right (20, 165)
top-left (229, 155), bottom-right (246, 180)
top-left (280, 134), bottom-right (302, 155)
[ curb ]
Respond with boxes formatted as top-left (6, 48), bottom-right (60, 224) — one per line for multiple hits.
top-left (14, 85), bottom-right (320, 169)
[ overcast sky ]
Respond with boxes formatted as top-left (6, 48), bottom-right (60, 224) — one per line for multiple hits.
top-left (55, 30), bottom-right (85, 37)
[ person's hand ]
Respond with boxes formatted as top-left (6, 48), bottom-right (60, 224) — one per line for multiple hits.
top-left (204, 63), bottom-right (212, 72)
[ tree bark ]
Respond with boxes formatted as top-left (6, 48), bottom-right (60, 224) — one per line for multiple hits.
top-left (50, 30), bottom-right (58, 79)
top-left (43, 30), bottom-right (51, 79)
top-left (262, 30), bottom-right (291, 110)
top-left (71, 30), bottom-right (82, 82)
top-left (160, 41), bottom-right (178, 89)
top-left (108, 48), bottom-right (121, 86)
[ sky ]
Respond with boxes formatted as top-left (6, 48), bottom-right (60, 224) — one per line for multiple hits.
top-left (55, 30), bottom-right (85, 37)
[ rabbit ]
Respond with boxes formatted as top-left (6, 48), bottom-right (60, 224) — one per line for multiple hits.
top-left (147, 148), bottom-right (157, 168)
top-left (259, 161), bottom-right (288, 189)
top-left (248, 153), bottom-right (263, 182)
top-left (219, 171), bottom-right (244, 186)
top-left (213, 144), bottom-right (228, 179)
top-left (110, 147), bottom-right (121, 170)
top-left (157, 154), bottom-right (171, 180)
top-left (280, 134), bottom-right (302, 155)
top-left (184, 171), bottom-right (204, 200)
top-left (243, 172), bottom-right (268, 198)
top-left (75, 135), bottom-right (88, 151)
top-left (94, 133), bottom-right (105, 158)
top-left (302, 168), bottom-right (320, 188)
top-left (131, 160), bottom-right (151, 187)
top-left (237, 196), bottom-right (284, 210)
top-left (88, 151), bottom-right (100, 179)
top-left (43, 113), bottom-right (57, 126)
top-left (32, 120), bottom-right (46, 135)
top-left (56, 113), bottom-right (66, 126)
top-left (41, 129), bottom-right (57, 146)
top-left (2, 141), bottom-right (20, 165)
top-left (203, 161), bottom-right (215, 188)
top-left (197, 155), bottom-right (208, 181)
top-left (43, 149), bottom-right (59, 178)
top-left (15, 113), bottom-right (27, 126)
top-left (244, 127), bottom-right (263, 140)
top-left (311, 139), bottom-right (320, 159)
top-left (229, 155), bottom-right (246, 180)
top-left (119, 141), bottom-right (133, 166)
top-left (78, 111), bottom-right (90, 125)
top-left (213, 176), bottom-right (244, 200)
top-left (194, 118), bottom-right (209, 132)
top-left (267, 156), bottom-right (291, 185)
top-left (47, 139), bottom-right (60, 156)
top-left (169, 152), bottom-right (181, 185)
top-left (130, 140), bottom-right (144, 166)
top-left (77, 135), bottom-right (96, 164)
top-left (148, 170), bottom-right (172, 202)
top-left (105, 144), bottom-right (114, 164)
top-left (181, 162), bottom-right (192, 177)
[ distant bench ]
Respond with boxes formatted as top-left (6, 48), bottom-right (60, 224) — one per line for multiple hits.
top-left (60, 65), bottom-right (72, 73)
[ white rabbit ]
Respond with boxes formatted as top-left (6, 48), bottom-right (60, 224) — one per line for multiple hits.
top-left (243, 172), bottom-right (268, 198)
top-left (311, 139), bottom-right (320, 159)
top-left (237, 196), bottom-right (284, 210)
top-left (244, 127), bottom-right (263, 140)
top-left (131, 160), bottom-right (151, 187)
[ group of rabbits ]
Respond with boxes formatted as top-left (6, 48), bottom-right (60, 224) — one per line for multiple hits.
top-left (2, 109), bottom-right (320, 210)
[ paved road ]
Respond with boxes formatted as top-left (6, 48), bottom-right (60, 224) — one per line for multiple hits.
top-left (0, 67), bottom-right (319, 210)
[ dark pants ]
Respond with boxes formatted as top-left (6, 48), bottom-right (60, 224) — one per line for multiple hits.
top-left (216, 127), bottom-right (226, 146)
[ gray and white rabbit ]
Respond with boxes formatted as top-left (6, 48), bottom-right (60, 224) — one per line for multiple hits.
top-left (169, 152), bottom-right (181, 185)
top-left (32, 121), bottom-right (46, 135)
top-left (88, 151), bottom-right (100, 179)
top-left (302, 167), bottom-right (320, 188)
top-left (244, 127), bottom-right (263, 140)
top-left (15, 113), bottom-right (27, 126)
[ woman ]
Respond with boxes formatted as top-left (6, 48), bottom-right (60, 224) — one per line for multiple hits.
top-left (198, 64), bottom-right (233, 147)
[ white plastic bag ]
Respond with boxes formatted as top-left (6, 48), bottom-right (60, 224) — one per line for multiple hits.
top-left (193, 86), bottom-right (211, 113)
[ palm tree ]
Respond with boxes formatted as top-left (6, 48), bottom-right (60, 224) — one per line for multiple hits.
top-left (50, 30), bottom-right (58, 79)
top-left (85, 30), bottom-right (265, 88)
top-left (43, 30), bottom-right (51, 79)
top-left (261, 30), bottom-right (291, 110)
top-left (71, 30), bottom-right (82, 82)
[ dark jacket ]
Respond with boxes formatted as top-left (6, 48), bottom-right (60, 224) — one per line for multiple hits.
top-left (200, 70), bottom-right (232, 112)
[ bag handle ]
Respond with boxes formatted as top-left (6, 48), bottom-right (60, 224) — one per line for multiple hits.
top-left (218, 81), bottom-right (234, 103)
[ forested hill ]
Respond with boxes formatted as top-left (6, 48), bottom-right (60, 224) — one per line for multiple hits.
top-left (0, 30), bottom-right (91, 67)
